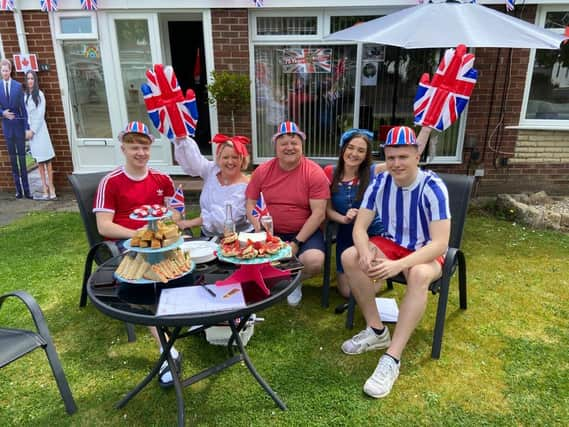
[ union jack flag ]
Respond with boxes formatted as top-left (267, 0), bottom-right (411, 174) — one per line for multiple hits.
top-left (168, 185), bottom-right (185, 216)
top-left (40, 0), bottom-right (58, 12)
top-left (141, 64), bottom-right (199, 140)
top-left (254, 0), bottom-right (263, 7)
top-left (505, 0), bottom-right (515, 12)
top-left (251, 192), bottom-right (269, 218)
top-left (413, 44), bottom-right (477, 132)
top-left (81, 0), bottom-right (98, 11)
top-left (281, 48), bottom-right (332, 74)
top-left (0, 0), bottom-right (14, 11)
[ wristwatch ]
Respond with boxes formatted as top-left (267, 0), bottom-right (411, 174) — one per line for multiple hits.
top-left (291, 237), bottom-right (303, 247)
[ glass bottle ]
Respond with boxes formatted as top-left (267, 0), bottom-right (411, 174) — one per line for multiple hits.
top-left (224, 203), bottom-right (235, 235)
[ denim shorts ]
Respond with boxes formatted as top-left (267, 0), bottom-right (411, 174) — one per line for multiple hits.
top-left (277, 229), bottom-right (325, 257)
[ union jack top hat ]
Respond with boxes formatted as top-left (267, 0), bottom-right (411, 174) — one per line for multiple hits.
top-left (381, 126), bottom-right (417, 148)
top-left (118, 121), bottom-right (155, 143)
top-left (272, 121), bottom-right (306, 143)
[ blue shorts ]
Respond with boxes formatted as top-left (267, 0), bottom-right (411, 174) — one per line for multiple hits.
top-left (277, 229), bottom-right (325, 257)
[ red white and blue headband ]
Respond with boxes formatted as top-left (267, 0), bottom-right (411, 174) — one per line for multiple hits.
top-left (211, 134), bottom-right (250, 158)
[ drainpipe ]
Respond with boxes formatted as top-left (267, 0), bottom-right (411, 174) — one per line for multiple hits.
top-left (13, 9), bottom-right (29, 55)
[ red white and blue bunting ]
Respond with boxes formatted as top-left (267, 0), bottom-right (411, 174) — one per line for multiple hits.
top-left (81, 0), bottom-right (98, 11)
top-left (40, 0), bottom-right (58, 12)
top-left (0, 0), bottom-right (15, 12)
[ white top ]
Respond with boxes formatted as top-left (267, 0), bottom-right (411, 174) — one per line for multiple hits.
top-left (174, 136), bottom-right (252, 236)
top-left (25, 90), bottom-right (55, 163)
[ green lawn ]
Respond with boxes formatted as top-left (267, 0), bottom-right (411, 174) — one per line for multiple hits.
top-left (0, 211), bottom-right (568, 426)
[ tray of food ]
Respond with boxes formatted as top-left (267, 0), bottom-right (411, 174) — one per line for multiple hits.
top-left (129, 204), bottom-right (172, 221)
top-left (124, 221), bottom-right (182, 252)
top-left (217, 231), bottom-right (292, 265)
top-left (114, 249), bottom-right (194, 284)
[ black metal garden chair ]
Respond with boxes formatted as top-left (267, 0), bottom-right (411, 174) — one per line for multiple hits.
top-left (0, 290), bottom-right (77, 415)
top-left (68, 172), bottom-right (136, 342)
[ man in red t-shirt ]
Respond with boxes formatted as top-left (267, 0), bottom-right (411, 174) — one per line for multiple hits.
top-left (246, 121), bottom-right (330, 306)
top-left (93, 121), bottom-right (181, 389)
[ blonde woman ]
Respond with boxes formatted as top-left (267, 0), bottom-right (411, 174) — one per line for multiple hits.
top-left (174, 134), bottom-right (253, 237)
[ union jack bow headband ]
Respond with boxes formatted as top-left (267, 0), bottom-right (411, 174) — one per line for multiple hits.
top-left (211, 133), bottom-right (250, 158)
top-left (339, 128), bottom-right (374, 148)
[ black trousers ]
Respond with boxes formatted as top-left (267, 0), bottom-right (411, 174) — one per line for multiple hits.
top-left (5, 133), bottom-right (30, 196)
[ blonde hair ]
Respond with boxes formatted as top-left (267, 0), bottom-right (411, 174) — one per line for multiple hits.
top-left (216, 142), bottom-right (250, 170)
top-left (121, 132), bottom-right (152, 145)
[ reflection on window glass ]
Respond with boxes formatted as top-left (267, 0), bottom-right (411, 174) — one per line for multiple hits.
top-left (330, 15), bottom-right (380, 33)
top-left (526, 12), bottom-right (569, 121)
top-left (256, 17), bottom-right (317, 35)
top-left (254, 44), bottom-right (356, 157)
top-left (63, 42), bottom-right (112, 138)
top-left (115, 20), bottom-right (158, 137)
top-left (60, 16), bottom-right (92, 34)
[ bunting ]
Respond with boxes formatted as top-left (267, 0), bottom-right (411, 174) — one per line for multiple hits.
top-left (40, 0), bottom-right (58, 12)
top-left (0, 0), bottom-right (15, 12)
top-left (80, 0), bottom-right (98, 11)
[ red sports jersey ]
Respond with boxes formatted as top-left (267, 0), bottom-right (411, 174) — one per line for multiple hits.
top-left (93, 167), bottom-right (175, 232)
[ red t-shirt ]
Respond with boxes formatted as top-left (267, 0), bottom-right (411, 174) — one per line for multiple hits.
top-left (93, 167), bottom-right (175, 232)
top-left (246, 157), bottom-right (330, 234)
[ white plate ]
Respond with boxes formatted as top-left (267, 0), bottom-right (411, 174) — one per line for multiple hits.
top-left (180, 240), bottom-right (218, 264)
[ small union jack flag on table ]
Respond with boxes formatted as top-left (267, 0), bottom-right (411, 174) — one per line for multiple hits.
top-left (141, 64), bottom-right (199, 140)
top-left (40, 0), bottom-right (58, 12)
top-left (0, 0), bottom-right (15, 11)
top-left (413, 44), bottom-right (477, 132)
top-left (168, 185), bottom-right (185, 216)
top-left (81, 0), bottom-right (98, 11)
top-left (251, 192), bottom-right (269, 218)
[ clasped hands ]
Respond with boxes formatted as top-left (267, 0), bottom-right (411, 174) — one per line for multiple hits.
top-left (359, 248), bottom-right (403, 282)
top-left (343, 208), bottom-right (358, 224)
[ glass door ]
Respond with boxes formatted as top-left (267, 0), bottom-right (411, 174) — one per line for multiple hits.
top-left (107, 14), bottom-right (173, 168)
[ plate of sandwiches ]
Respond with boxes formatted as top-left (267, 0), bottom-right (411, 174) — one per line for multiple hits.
top-left (114, 249), bottom-right (194, 284)
top-left (180, 240), bottom-right (218, 264)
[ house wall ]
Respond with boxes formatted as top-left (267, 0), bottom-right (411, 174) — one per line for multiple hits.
top-left (211, 9), bottom-right (251, 138)
top-left (0, 11), bottom-right (68, 191)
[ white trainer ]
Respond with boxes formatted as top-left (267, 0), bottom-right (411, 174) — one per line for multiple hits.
top-left (341, 326), bottom-right (391, 355)
top-left (363, 354), bottom-right (400, 398)
top-left (287, 283), bottom-right (302, 307)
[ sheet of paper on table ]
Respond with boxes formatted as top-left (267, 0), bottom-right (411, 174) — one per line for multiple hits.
top-left (375, 297), bottom-right (399, 322)
top-left (156, 283), bottom-right (245, 316)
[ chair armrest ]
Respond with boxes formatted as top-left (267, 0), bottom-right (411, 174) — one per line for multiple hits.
top-left (324, 220), bottom-right (338, 243)
top-left (100, 240), bottom-right (121, 258)
top-left (0, 290), bottom-right (52, 341)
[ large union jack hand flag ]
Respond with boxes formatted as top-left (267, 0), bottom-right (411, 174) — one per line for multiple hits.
top-left (413, 44), bottom-right (477, 132)
top-left (0, 0), bottom-right (14, 11)
top-left (40, 0), bottom-right (58, 12)
top-left (141, 64), bottom-right (199, 140)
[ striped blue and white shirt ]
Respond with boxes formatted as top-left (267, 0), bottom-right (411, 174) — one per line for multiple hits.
top-left (362, 169), bottom-right (450, 251)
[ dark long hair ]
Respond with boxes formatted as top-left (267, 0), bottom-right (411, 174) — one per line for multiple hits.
top-left (25, 71), bottom-right (40, 107)
top-left (330, 132), bottom-right (373, 202)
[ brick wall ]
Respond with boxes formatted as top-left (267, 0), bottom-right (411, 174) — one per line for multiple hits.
top-left (211, 9), bottom-right (251, 137)
top-left (0, 11), bottom-right (71, 192)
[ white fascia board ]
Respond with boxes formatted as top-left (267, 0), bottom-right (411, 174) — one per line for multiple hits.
top-left (16, 0), bottom-right (558, 11)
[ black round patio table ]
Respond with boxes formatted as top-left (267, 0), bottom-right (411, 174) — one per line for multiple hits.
top-left (87, 252), bottom-right (301, 426)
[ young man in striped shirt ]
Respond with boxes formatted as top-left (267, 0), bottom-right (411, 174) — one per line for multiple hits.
top-left (340, 126), bottom-right (451, 398)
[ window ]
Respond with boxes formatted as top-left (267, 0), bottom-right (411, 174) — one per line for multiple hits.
top-left (523, 8), bottom-right (569, 124)
top-left (55, 13), bottom-right (98, 40)
top-left (62, 42), bottom-right (112, 138)
top-left (115, 19), bottom-right (158, 138)
top-left (256, 17), bottom-right (317, 36)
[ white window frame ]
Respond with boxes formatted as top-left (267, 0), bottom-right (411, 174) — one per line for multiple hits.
top-left (252, 10), bottom-right (323, 42)
top-left (55, 12), bottom-right (98, 40)
top-left (519, 5), bottom-right (569, 130)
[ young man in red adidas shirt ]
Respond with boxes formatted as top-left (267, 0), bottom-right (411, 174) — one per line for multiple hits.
top-left (93, 121), bottom-right (181, 388)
